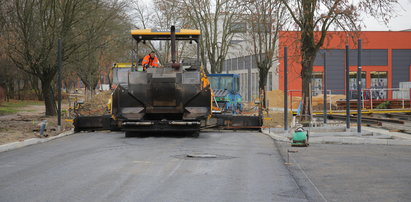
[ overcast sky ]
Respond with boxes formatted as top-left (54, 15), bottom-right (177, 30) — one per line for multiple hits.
top-left (137, 0), bottom-right (411, 31)
top-left (362, 0), bottom-right (411, 31)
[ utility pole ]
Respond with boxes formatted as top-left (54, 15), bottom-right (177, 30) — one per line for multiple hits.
top-left (323, 53), bottom-right (327, 124)
top-left (57, 39), bottom-right (62, 132)
top-left (345, 45), bottom-right (350, 128)
top-left (284, 47), bottom-right (288, 131)
top-left (357, 39), bottom-right (362, 133)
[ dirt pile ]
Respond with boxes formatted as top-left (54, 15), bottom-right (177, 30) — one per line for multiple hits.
top-left (312, 94), bottom-right (346, 111)
top-left (76, 91), bottom-right (112, 116)
top-left (266, 90), bottom-right (346, 111)
top-left (263, 111), bottom-right (293, 128)
top-left (266, 90), bottom-right (301, 109)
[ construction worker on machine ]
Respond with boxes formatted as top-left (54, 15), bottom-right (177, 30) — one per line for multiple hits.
top-left (142, 51), bottom-right (160, 70)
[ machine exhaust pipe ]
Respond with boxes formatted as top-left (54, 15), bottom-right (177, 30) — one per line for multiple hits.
top-left (171, 26), bottom-right (176, 64)
top-left (170, 26), bottom-right (181, 70)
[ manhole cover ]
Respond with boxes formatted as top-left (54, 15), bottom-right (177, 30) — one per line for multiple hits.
top-left (173, 154), bottom-right (236, 160)
top-left (186, 154), bottom-right (217, 158)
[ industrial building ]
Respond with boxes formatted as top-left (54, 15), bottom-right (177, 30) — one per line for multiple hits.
top-left (278, 31), bottom-right (411, 99)
top-left (223, 30), bottom-right (411, 103)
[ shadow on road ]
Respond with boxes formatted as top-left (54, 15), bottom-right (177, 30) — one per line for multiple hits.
top-left (124, 131), bottom-right (200, 138)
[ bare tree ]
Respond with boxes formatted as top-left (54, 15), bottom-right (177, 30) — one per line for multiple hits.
top-left (280, 0), bottom-right (399, 119)
top-left (153, 0), bottom-right (194, 64)
top-left (0, 56), bottom-right (21, 101)
top-left (0, 0), bottom-right (6, 30)
top-left (4, 0), bottom-right (130, 115)
top-left (6, 0), bottom-right (63, 115)
top-left (69, 0), bottom-right (130, 99)
top-left (241, 0), bottom-right (286, 110)
top-left (131, 0), bottom-right (192, 66)
top-left (181, 0), bottom-right (240, 73)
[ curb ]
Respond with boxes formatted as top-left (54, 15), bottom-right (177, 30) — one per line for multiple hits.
top-left (261, 128), bottom-right (291, 143)
top-left (261, 128), bottom-right (411, 146)
top-left (0, 129), bottom-right (75, 153)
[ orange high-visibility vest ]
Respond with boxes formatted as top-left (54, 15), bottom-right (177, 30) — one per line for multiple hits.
top-left (142, 55), bottom-right (159, 68)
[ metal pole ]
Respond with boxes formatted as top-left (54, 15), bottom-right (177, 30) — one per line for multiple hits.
top-left (284, 47), bottom-right (288, 131)
top-left (57, 39), bottom-right (62, 131)
top-left (357, 39), bottom-right (362, 133)
top-left (345, 45), bottom-right (350, 128)
top-left (170, 26), bottom-right (176, 64)
top-left (138, 41), bottom-right (143, 71)
top-left (323, 53), bottom-right (327, 123)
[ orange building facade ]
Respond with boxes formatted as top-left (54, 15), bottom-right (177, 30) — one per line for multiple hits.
top-left (278, 31), bottom-right (411, 99)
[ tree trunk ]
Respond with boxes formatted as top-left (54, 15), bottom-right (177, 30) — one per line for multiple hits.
top-left (299, 0), bottom-right (317, 120)
top-left (300, 45), bottom-right (317, 120)
top-left (41, 79), bottom-right (57, 116)
top-left (17, 80), bottom-right (21, 100)
top-left (209, 60), bottom-right (216, 74)
top-left (7, 82), bottom-right (14, 100)
top-left (88, 86), bottom-right (95, 100)
top-left (257, 65), bottom-right (269, 126)
top-left (4, 84), bottom-right (9, 102)
top-left (30, 78), bottom-right (42, 100)
top-left (258, 66), bottom-right (269, 109)
top-left (107, 74), bottom-right (112, 90)
top-left (64, 80), bottom-right (70, 94)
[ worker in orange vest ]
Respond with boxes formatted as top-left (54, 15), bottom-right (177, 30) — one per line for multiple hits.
top-left (142, 51), bottom-right (160, 70)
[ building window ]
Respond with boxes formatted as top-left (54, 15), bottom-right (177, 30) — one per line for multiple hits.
top-left (223, 60), bottom-right (228, 72)
top-left (231, 58), bottom-right (238, 71)
top-left (240, 73), bottom-right (244, 100)
top-left (252, 23), bottom-right (271, 33)
top-left (311, 72), bottom-right (323, 96)
top-left (349, 72), bottom-right (366, 90)
top-left (227, 59), bottom-right (232, 72)
top-left (252, 73), bottom-right (258, 99)
top-left (230, 22), bottom-right (247, 33)
top-left (253, 73), bottom-right (259, 98)
top-left (238, 57), bottom-right (244, 70)
top-left (349, 72), bottom-right (366, 99)
top-left (243, 73), bottom-right (248, 101)
top-left (371, 71), bottom-right (388, 99)
top-left (252, 55), bottom-right (258, 69)
top-left (251, 73), bottom-right (255, 99)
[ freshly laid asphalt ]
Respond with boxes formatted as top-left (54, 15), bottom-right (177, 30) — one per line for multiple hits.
top-left (1, 131), bottom-right (410, 202)
top-left (0, 131), bottom-right (308, 202)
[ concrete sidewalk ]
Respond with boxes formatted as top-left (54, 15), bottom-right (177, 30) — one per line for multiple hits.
top-left (0, 130), bottom-right (74, 153)
top-left (262, 126), bottom-right (411, 146)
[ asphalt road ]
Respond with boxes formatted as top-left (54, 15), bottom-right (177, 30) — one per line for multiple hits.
top-left (0, 131), bottom-right (308, 202)
top-left (276, 142), bottom-right (411, 202)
